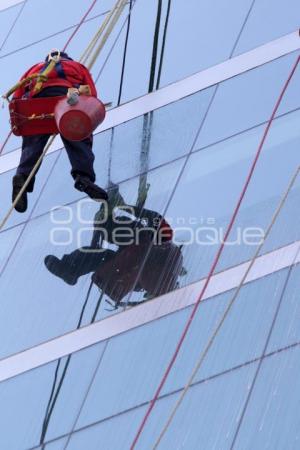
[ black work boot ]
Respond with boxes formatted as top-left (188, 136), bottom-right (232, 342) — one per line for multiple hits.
top-left (12, 174), bottom-right (28, 213)
top-left (26, 176), bottom-right (36, 193)
top-left (74, 175), bottom-right (108, 201)
top-left (44, 255), bottom-right (78, 286)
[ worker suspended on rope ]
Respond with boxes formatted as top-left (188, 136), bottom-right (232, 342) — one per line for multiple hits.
top-left (44, 183), bottom-right (184, 304)
top-left (11, 49), bottom-right (108, 213)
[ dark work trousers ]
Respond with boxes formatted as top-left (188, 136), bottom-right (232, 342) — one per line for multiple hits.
top-left (16, 86), bottom-right (96, 183)
top-left (60, 247), bottom-right (116, 281)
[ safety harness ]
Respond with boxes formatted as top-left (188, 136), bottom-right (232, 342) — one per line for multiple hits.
top-left (3, 50), bottom-right (63, 100)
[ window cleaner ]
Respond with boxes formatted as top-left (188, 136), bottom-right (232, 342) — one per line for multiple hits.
top-left (4, 49), bottom-right (108, 213)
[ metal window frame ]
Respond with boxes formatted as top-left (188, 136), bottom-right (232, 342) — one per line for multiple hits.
top-left (0, 239), bottom-right (299, 382)
top-left (0, 30), bottom-right (299, 175)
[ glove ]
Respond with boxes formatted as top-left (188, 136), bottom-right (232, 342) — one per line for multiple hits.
top-left (78, 84), bottom-right (92, 96)
top-left (67, 87), bottom-right (79, 98)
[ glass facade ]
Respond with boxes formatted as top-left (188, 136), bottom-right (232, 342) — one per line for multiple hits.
top-left (0, 268), bottom-right (300, 449)
top-left (0, 0), bottom-right (299, 449)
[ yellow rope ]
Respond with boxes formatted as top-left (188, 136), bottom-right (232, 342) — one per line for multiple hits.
top-left (152, 165), bottom-right (300, 449)
top-left (3, 74), bottom-right (47, 100)
top-left (0, 0), bottom-right (128, 232)
top-left (32, 58), bottom-right (58, 94)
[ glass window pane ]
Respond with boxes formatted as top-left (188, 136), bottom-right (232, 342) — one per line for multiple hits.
top-left (233, 0), bottom-right (300, 56)
top-left (0, 0), bottom-right (115, 54)
top-left (233, 346), bottom-right (300, 450)
top-left (166, 107), bottom-right (300, 283)
top-left (0, 225), bottom-right (22, 273)
top-left (67, 364), bottom-right (258, 450)
top-left (117, 0), bottom-right (254, 101)
top-left (195, 52), bottom-right (300, 150)
top-left (0, 3), bottom-right (23, 49)
top-left (0, 340), bottom-right (257, 450)
top-left (0, 342), bottom-right (105, 450)
top-left (267, 263), bottom-right (300, 352)
top-left (76, 270), bottom-right (288, 429)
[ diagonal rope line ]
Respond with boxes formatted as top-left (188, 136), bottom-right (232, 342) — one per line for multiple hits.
top-left (152, 165), bottom-right (300, 449)
top-left (94, 0), bottom-right (137, 84)
top-left (0, 0), bottom-right (28, 52)
top-left (129, 53), bottom-right (300, 450)
top-left (0, 129), bottom-right (14, 156)
top-left (63, 0), bottom-right (98, 52)
top-left (80, 0), bottom-right (124, 65)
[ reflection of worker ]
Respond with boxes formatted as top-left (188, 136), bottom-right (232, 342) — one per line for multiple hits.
top-left (12, 50), bottom-right (107, 213)
top-left (45, 184), bottom-right (184, 306)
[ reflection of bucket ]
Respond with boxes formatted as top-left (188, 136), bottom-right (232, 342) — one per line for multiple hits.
top-left (54, 96), bottom-right (106, 141)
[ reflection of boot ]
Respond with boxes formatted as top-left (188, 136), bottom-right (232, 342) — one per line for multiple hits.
top-left (44, 255), bottom-right (78, 285)
top-left (12, 175), bottom-right (28, 213)
top-left (74, 175), bottom-right (108, 201)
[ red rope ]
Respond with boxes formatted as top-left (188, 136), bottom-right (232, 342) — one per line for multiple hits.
top-left (63, 0), bottom-right (98, 52)
top-left (130, 54), bottom-right (300, 450)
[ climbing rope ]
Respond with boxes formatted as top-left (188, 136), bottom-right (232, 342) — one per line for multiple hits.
top-left (129, 53), bottom-right (300, 450)
top-left (152, 164), bottom-right (300, 449)
top-left (0, 0), bottom-right (128, 232)
top-left (63, 0), bottom-right (98, 52)
top-left (0, 129), bottom-right (14, 156)
top-left (80, 0), bottom-right (125, 65)
top-left (86, 0), bottom-right (128, 71)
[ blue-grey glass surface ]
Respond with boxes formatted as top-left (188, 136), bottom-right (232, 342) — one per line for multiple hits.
top-left (66, 364), bottom-right (257, 450)
top-left (75, 270), bottom-right (289, 429)
top-left (118, 0), bottom-right (254, 102)
top-left (0, 268), bottom-right (297, 448)
top-left (267, 263), bottom-right (300, 353)
top-left (233, 346), bottom-right (300, 450)
top-left (195, 52), bottom-right (300, 150)
top-left (0, 157), bottom-right (186, 358)
top-left (233, 0), bottom-right (300, 56)
top-left (0, 3), bottom-right (23, 50)
top-left (0, 224), bottom-right (22, 273)
top-left (0, 0), bottom-right (115, 54)
top-left (0, 343), bottom-right (105, 450)
top-left (167, 107), bottom-right (300, 284)
top-left (3, 358), bottom-right (256, 450)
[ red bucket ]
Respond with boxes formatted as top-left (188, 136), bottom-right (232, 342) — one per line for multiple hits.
top-left (54, 95), bottom-right (106, 141)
